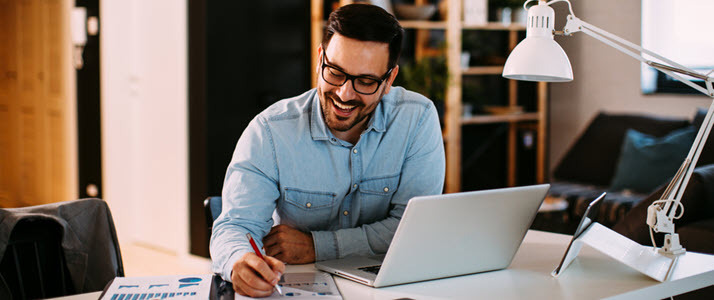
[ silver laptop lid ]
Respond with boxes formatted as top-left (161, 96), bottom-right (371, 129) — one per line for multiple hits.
top-left (373, 184), bottom-right (550, 287)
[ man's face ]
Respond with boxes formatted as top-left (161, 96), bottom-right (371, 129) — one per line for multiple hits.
top-left (317, 34), bottom-right (398, 133)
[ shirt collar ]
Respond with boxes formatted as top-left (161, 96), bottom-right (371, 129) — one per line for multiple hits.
top-left (310, 90), bottom-right (331, 141)
top-left (309, 89), bottom-right (387, 141)
top-left (367, 97), bottom-right (386, 133)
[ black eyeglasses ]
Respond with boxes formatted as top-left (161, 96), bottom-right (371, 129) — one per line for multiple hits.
top-left (320, 49), bottom-right (393, 95)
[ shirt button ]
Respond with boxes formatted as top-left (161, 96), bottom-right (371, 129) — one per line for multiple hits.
top-left (353, 148), bottom-right (358, 154)
top-left (343, 210), bottom-right (349, 216)
top-left (383, 187), bottom-right (389, 192)
top-left (306, 202), bottom-right (312, 208)
top-left (353, 184), bottom-right (358, 189)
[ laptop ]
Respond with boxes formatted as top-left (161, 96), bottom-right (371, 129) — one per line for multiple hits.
top-left (315, 184), bottom-right (550, 287)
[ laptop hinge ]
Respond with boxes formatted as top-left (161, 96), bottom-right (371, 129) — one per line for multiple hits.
top-left (335, 271), bottom-right (371, 285)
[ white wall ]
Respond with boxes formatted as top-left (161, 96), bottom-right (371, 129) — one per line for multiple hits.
top-left (549, 0), bottom-right (712, 171)
top-left (100, 0), bottom-right (189, 254)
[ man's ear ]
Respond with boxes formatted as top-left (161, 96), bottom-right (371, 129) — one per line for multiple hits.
top-left (383, 65), bottom-right (399, 95)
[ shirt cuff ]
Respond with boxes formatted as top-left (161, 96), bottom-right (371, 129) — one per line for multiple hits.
top-left (222, 250), bottom-right (246, 282)
top-left (312, 231), bottom-right (338, 261)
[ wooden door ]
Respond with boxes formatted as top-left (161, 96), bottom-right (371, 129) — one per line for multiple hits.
top-left (0, 0), bottom-right (75, 208)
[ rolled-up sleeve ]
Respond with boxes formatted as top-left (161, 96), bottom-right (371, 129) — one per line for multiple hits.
top-left (312, 102), bottom-right (446, 260)
top-left (210, 116), bottom-right (280, 281)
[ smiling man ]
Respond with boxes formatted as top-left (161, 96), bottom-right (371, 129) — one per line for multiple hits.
top-left (210, 4), bottom-right (445, 298)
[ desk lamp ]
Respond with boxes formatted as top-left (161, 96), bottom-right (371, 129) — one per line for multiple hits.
top-left (503, 0), bottom-right (714, 258)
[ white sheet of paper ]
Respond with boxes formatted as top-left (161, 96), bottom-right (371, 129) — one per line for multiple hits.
top-left (579, 223), bottom-right (673, 281)
top-left (101, 274), bottom-right (213, 299)
top-left (235, 272), bottom-right (342, 300)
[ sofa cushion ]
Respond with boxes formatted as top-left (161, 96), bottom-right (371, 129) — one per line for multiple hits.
top-left (553, 112), bottom-right (690, 186)
top-left (678, 219), bottom-right (714, 254)
top-left (613, 164), bottom-right (714, 246)
top-left (549, 181), bottom-right (648, 229)
top-left (691, 107), bottom-right (714, 167)
top-left (609, 126), bottom-right (696, 193)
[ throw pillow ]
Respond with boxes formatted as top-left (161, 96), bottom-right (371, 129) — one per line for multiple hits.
top-left (610, 126), bottom-right (697, 193)
top-left (553, 112), bottom-right (689, 186)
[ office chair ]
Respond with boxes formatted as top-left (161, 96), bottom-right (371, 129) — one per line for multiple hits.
top-left (202, 197), bottom-right (239, 300)
top-left (203, 196), bottom-right (223, 233)
top-left (0, 199), bottom-right (124, 300)
top-left (0, 218), bottom-right (74, 299)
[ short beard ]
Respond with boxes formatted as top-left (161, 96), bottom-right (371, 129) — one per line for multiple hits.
top-left (318, 87), bottom-right (381, 133)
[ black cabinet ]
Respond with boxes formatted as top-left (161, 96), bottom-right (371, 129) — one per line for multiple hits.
top-left (188, 0), bottom-right (312, 257)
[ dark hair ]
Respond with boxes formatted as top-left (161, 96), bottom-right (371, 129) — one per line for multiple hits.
top-left (322, 4), bottom-right (404, 70)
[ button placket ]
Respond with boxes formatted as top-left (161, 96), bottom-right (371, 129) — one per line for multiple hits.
top-left (346, 144), bottom-right (362, 227)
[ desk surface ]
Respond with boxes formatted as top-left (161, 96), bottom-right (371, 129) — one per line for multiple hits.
top-left (57, 230), bottom-right (714, 300)
top-left (326, 230), bottom-right (714, 300)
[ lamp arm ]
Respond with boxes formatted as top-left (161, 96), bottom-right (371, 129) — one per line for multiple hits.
top-left (561, 14), bottom-right (714, 238)
top-left (562, 16), bottom-right (714, 97)
top-left (667, 100), bottom-right (714, 215)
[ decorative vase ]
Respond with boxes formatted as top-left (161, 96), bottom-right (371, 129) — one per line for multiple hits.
top-left (513, 7), bottom-right (527, 25)
top-left (463, 0), bottom-right (488, 25)
top-left (496, 7), bottom-right (512, 25)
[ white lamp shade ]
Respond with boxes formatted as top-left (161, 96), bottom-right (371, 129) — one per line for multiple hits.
top-left (502, 37), bottom-right (574, 82)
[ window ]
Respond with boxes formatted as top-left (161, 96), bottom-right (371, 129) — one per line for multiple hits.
top-left (641, 0), bottom-right (714, 95)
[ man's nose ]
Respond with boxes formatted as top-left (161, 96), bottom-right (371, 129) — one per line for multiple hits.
top-left (336, 79), bottom-right (356, 100)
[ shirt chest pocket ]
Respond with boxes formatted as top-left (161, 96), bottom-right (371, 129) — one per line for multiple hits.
top-left (357, 174), bottom-right (399, 224)
top-left (282, 188), bottom-right (336, 231)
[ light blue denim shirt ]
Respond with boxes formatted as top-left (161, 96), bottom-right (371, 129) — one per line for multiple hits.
top-left (210, 87), bottom-right (445, 280)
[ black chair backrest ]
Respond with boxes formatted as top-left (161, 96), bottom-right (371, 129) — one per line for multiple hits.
top-left (203, 196), bottom-right (223, 233)
top-left (0, 218), bottom-right (75, 299)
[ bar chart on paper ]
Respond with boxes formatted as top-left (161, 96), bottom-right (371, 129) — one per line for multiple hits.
top-left (100, 274), bottom-right (213, 299)
top-left (235, 272), bottom-right (342, 299)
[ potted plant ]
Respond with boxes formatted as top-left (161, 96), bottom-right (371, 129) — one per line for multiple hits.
top-left (393, 55), bottom-right (448, 118)
top-left (489, 0), bottom-right (525, 24)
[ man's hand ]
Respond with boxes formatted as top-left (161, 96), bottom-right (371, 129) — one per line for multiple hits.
top-left (231, 252), bottom-right (285, 298)
top-left (263, 224), bottom-right (316, 264)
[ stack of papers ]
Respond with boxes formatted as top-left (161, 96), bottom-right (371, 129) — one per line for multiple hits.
top-left (100, 274), bottom-right (213, 299)
top-left (235, 272), bottom-right (342, 300)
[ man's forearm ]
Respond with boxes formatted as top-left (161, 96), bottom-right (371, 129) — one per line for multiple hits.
top-left (312, 214), bottom-right (402, 261)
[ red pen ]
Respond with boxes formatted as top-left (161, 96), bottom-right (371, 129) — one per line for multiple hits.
top-left (246, 233), bottom-right (283, 295)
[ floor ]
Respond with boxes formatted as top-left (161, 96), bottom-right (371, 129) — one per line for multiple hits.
top-left (45, 243), bottom-right (213, 299)
top-left (120, 242), bottom-right (213, 276)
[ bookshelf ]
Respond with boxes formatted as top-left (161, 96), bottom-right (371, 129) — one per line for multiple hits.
top-left (310, 0), bottom-right (547, 193)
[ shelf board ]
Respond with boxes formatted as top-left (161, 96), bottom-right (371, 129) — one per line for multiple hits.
top-left (461, 112), bottom-right (540, 125)
top-left (399, 21), bottom-right (526, 31)
top-left (462, 22), bottom-right (526, 31)
top-left (462, 66), bottom-right (504, 75)
top-left (399, 20), bottom-right (447, 29)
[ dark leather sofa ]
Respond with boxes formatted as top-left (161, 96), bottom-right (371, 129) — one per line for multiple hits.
top-left (547, 110), bottom-right (714, 234)
top-left (613, 165), bottom-right (714, 300)
top-left (614, 164), bottom-right (714, 255)
top-left (544, 110), bottom-right (714, 299)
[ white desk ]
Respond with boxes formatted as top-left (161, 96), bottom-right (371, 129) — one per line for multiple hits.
top-left (326, 230), bottom-right (714, 300)
top-left (262, 230), bottom-right (714, 299)
top-left (57, 230), bottom-right (714, 300)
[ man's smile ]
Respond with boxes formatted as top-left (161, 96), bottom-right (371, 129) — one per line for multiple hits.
top-left (331, 97), bottom-right (359, 117)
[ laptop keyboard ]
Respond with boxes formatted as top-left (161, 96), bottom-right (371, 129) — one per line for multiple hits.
top-left (358, 265), bottom-right (381, 274)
